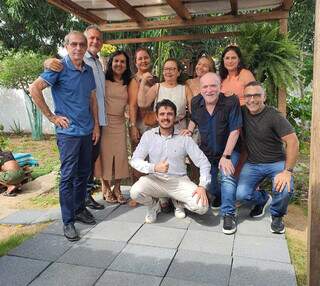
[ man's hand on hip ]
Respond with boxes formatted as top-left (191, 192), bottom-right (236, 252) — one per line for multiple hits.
top-left (192, 186), bottom-right (208, 206)
top-left (49, 115), bottom-right (69, 129)
top-left (154, 160), bottom-right (169, 173)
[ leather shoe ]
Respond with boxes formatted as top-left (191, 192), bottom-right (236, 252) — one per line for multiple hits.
top-left (75, 209), bottom-right (96, 225)
top-left (83, 207), bottom-right (94, 219)
top-left (63, 223), bottom-right (80, 241)
top-left (85, 194), bottom-right (105, 210)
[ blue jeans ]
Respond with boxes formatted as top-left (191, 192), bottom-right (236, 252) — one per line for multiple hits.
top-left (236, 161), bottom-right (293, 217)
top-left (210, 152), bottom-right (240, 216)
top-left (57, 134), bottom-right (92, 225)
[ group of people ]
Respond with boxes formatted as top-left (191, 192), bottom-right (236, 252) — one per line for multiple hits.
top-left (28, 25), bottom-right (299, 242)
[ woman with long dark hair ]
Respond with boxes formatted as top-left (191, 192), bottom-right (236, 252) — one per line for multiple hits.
top-left (98, 50), bottom-right (131, 204)
top-left (219, 45), bottom-right (255, 106)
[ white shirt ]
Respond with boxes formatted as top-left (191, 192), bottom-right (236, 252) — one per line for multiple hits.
top-left (84, 52), bottom-right (107, 126)
top-left (130, 127), bottom-right (211, 189)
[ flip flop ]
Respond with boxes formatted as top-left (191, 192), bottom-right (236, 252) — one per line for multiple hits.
top-left (2, 191), bottom-right (17, 197)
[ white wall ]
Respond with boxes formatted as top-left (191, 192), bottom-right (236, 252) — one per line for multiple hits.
top-left (0, 87), bottom-right (55, 134)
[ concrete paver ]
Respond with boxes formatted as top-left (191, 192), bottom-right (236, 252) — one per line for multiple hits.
top-left (0, 256), bottom-right (50, 286)
top-left (1, 192), bottom-right (297, 286)
top-left (109, 244), bottom-right (176, 276)
top-left (29, 262), bottom-right (104, 286)
top-left (229, 256), bottom-right (297, 286)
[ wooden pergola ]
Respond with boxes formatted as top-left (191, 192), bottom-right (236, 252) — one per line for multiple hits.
top-left (47, 1), bottom-right (319, 285)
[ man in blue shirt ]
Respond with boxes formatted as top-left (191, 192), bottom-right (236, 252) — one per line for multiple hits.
top-left (29, 31), bottom-right (100, 241)
top-left (44, 25), bottom-right (106, 210)
top-left (183, 72), bottom-right (242, 234)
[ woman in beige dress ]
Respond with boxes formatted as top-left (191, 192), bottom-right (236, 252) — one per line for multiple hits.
top-left (99, 51), bottom-right (132, 204)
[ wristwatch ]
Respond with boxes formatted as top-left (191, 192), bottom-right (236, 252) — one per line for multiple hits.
top-left (286, 168), bottom-right (294, 173)
top-left (222, 154), bottom-right (231, 160)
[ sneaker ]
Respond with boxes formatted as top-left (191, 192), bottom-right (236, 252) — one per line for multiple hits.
top-left (270, 216), bottom-right (285, 234)
top-left (145, 201), bottom-right (161, 223)
top-left (222, 214), bottom-right (237, 235)
top-left (250, 194), bottom-right (272, 218)
top-left (174, 207), bottom-right (186, 219)
top-left (211, 196), bottom-right (221, 211)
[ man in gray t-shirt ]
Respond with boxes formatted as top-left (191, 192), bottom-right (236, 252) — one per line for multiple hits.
top-left (236, 81), bottom-right (299, 234)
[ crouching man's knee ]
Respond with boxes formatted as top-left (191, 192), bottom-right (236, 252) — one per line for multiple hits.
top-left (130, 183), bottom-right (142, 201)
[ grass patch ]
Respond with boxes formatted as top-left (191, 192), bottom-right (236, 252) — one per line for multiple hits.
top-left (286, 234), bottom-right (307, 286)
top-left (29, 191), bottom-right (59, 208)
top-left (0, 224), bottom-right (48, 257)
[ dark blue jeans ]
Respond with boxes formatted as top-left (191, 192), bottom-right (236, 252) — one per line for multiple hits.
top-left (57, 134), bottom-right (92, 225)
top-left (210, 152), bottom-right (240, 216)
top-left (236, 161), bottom-right (293, 217)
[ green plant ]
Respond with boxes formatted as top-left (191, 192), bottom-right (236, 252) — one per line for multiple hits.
top-left (0, 124), bottom-right (9, 150)
top-left (9, 120), bottom-right (24, 135)
top-left (0, 51), bottom-right (47, 140)
top-left (237, 23), bottom-right (302, 105)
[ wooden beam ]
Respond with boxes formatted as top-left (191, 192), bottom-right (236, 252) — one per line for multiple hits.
top-left (166, 0), bottom-right (192, 20)
top-left (47, 0), bottom-right (105, 24)
top-left (230, 0), bottom-right (238, 15)
top-left (308, 1), bottom-right (320, 285)
top-left (282, 0), bottom-right (294, 10)
top-left (99, 10), bottom-right (289, 32)
top-left (104, 31), bottom-right (240, 45)
top-left (278, 18), bottom-right (288, 115)
top-left (106, 0), bottom-right (146, 23)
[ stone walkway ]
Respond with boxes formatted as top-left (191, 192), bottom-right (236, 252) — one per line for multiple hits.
top-left (0, 188), bottom-right (297, 286)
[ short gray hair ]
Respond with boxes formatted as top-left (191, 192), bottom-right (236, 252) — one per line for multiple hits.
top-left (84, 25), bottom-right (102, 38)
top-left (64, 31), bottom-right (87, 46)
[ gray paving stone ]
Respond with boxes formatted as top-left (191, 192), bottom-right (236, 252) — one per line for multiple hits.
top-left (234, 234), bottom-right (291, 263)
top-left (29, 262), bottom-right (103, 286)
top-left (129, 224), bottom-right (186, 249)
top-left (0, 256), bottom-right (50, 286)
top-left (167, 249), bottom-right (231, 285)
top-left (155, 212), bottom-right (191, 229)
top-left (92, 204), bottom-right (120, 221)
top-left (237, 217), bottom-right (285, 239)
top-left (96, 270), bottom-right (162, 286)
top-left (58, 238), bottom-right (126, 268)
top-left (9, 233), bottom-right (73, 261)
top-left (179, 229), bottom-right (234, 256)
top-left (161, 277), bottom-right (212, 286)
top-left (106, 204), bottom-right (148, 223)
top-left (230, 256), bottom-right (297, 286)
top-left (84, 221), bottom-right (142, 241)
top-left (32, 208), bottom-right (61, 223)
top-left (41, 220), bottom-right (95, 236)
top-left (0, 210), bottom-right (47, 225)
top-left (188, 211), bottom-right (222, 232)
top-left (109, 244), bottom-right (176, 276)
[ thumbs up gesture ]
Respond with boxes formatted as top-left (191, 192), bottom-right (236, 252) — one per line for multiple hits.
top-left (155, 159), bottom-right (169, 173)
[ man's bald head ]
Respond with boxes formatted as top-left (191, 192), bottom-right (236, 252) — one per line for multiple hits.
top-left (200, 72), bottom-right (221, 89)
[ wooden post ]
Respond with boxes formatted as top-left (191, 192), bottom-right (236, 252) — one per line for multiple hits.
top-left (278, 19), bottom-right (288, 115)
top-left (308, 1), bottom-right (320, 285)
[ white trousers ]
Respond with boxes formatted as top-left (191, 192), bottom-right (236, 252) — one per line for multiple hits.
top-left (130, 174), bottom-right (208, 215)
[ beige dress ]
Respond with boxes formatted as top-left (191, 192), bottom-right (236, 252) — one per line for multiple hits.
top-left (100, 80), bottom-right (129, 180)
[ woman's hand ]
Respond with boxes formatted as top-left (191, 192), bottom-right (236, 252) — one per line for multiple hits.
top-left (130, 126), bottom-right (140, 144)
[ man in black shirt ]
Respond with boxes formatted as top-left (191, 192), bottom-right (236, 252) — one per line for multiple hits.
top-left (236, 81), bottom-right (299, 234)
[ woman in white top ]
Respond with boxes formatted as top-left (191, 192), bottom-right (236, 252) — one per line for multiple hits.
top-left (138, 58), bottom-right (192, 130)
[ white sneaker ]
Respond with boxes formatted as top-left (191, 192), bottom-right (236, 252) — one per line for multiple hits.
top-left (145, 201), bottom-right (161, 223)
top-left (174, 207), bottom-right (186, 219)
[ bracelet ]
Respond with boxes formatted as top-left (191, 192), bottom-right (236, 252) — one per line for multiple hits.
top-left (129, 122), bottom-right (136, 128)
top-left (187, 129), bottom-right (194, 135)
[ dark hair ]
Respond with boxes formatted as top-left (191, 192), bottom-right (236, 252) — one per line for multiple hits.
top-left (134, 47), bottom-right (151, 63)
top-left (244, 81), bottom-right (263, 89)
top-left (105, 50), bottom-right (132, 85)
top-left (162, 58), bottom-right (185, 84)
top-left (219, 45), bottom-right (246, 81)
top-left (155, 99), bottom-right (177, 116)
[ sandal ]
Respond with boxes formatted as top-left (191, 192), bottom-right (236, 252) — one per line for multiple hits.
top-left (128, 200), bottom-right (138, 207)
top-left (102, 188), bottom-right (118, 204)
top-left (2, 191), bottom-right (17, 197)
top-left (113, 187), bottom-right (127, 204)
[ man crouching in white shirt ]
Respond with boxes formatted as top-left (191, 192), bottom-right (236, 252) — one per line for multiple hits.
top-left (130, 99), bottom-right (211, 223)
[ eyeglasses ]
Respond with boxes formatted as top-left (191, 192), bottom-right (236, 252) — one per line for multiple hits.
top-left (68, 42), bottom-right (86, 49)
top-left (164, 67), bottom-right (177, 72)
top-left (244, 93), bottom-right (262, 99)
